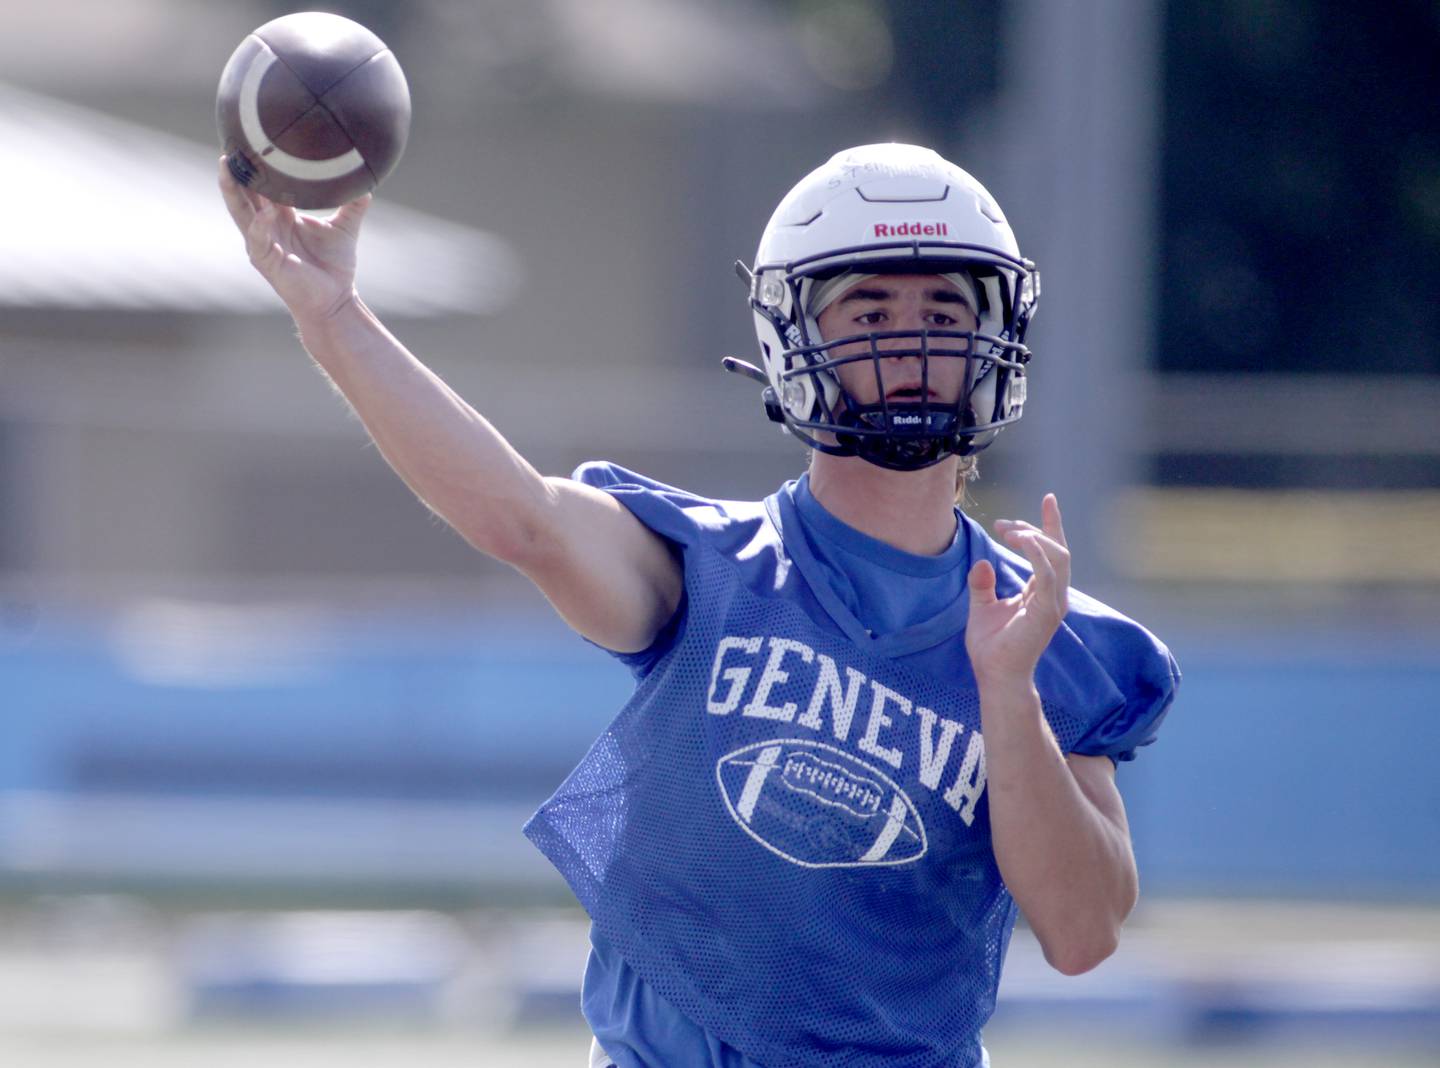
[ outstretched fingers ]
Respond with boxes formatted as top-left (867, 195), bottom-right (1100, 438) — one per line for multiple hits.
top-left (967, 559), bottom-right (999, 606)
top-left (996, 495), bottom-right (1071, 592)
top-left (1011, 529), bottom-right (1056, 586)
top-left (1041, 492), bottom-right (1067, 549)
top-left (1006, 527), bottom-right (1069, 620)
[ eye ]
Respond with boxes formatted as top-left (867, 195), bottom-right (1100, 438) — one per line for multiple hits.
top-left (855, 310), bottom-right (887, 326)
top-left (927, 311), bottom-right (960, 327)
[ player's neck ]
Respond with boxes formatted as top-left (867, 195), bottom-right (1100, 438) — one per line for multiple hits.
top-left (806, 452), bottom-right (959, 557)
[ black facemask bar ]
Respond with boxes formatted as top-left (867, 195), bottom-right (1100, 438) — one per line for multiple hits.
top-left (778, 328), bottom-right (1029, 470)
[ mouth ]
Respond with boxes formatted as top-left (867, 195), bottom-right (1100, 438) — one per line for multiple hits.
top-left (884, 386), bottom-right (940, 403)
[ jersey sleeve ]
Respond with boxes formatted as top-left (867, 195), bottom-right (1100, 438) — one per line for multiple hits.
top-left (1059, 591), bottom-right (1181, 763)
top-left (569, 461), bottom-right (710, 678)
top-left (982, 530), bottom-right (1180, 764)
top-left (572, 461), bottom-right (714, 550)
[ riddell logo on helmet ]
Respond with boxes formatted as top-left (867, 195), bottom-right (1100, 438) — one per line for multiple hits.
top-left (873, 221), bottom-right (949, 237)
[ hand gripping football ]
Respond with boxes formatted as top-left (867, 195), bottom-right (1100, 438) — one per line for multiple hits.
top-left (216, 11), bottom-right (410, 210)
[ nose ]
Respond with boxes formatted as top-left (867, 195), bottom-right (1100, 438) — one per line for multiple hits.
top-left (873, 304), bottom-right (930, 354)
top-left (876, 330), bottom-right (926, 361)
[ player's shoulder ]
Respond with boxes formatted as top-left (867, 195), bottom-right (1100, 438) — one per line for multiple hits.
top-left (570, 461), bottom-right (773, 550)
top-left (1060, 586), bottom-right (1179, 698)
top-left (1056, 585), bottom-right (1180, 759)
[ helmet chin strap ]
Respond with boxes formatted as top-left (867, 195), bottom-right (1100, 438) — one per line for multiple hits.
top-left (846, 430), bottom-right (954, 471)
top-left (835, 403), bottom-right (970, 471)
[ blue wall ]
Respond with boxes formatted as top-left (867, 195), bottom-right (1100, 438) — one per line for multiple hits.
top-left (3, 615), bottom-right (1437, 898)
top-left (1124, 632), bottom-right (1440, 898)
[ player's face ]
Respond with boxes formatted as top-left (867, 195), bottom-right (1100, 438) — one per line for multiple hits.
top-left (815, 274), bottom-right (979, 406)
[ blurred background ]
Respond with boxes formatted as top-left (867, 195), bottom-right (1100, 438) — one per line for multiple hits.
top-left (2, 0), bottom-right (1438, 1065)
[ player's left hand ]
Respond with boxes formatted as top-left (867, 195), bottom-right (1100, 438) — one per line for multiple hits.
top-left (965, 494), bottom-right (1070, 688)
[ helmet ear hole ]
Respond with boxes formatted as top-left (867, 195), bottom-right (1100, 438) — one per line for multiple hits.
top-left (761, 387), bottom-right (785, 424)
top-left (969, 367), bottom-right (997, 425)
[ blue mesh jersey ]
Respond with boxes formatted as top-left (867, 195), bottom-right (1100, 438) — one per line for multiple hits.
top-left (524, 463), bottom-right (1180, 1068)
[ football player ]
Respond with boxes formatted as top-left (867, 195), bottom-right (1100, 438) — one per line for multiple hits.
top-left (219, 143), bottom-right (1178, 1068)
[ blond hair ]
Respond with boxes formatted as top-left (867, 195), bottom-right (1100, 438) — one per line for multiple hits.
top-left (955, 454), bottom-right (979, 507)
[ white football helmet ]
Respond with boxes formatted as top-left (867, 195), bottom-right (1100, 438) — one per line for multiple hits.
top-left (726, 143), bottom-right (1039, 470)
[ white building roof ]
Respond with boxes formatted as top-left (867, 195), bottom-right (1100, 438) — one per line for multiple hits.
top-left (0, 82), bottom-right (519, 317)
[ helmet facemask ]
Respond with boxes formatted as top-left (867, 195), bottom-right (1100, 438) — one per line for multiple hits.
top-left (750, 259), bottom-right (1034, 471)
top-left (784, 329), bottom-right (1020, 472)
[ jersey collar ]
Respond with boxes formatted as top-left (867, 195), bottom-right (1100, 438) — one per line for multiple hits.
top-left (765, 480), bottom-right (975, 658)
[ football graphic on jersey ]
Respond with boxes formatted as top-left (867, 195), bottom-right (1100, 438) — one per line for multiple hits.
top-left (716, 739), bottom-right (927, 868)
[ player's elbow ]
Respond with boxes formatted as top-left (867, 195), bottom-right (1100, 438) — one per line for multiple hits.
top-left (1040, 927), bottom-right (1119, 976)
top-left (1045, 942), bottom-right (1115, 977)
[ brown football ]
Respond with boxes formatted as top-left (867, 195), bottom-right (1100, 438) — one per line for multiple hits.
top-left (216, 11), bottom-right (410, 210)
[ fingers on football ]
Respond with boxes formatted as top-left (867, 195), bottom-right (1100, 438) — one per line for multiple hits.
top-left (219, 157), bottom-right (282, 265)
top-left (330, 194), bottom-right (372, 238)
top-left (240, 199), bottom-right (277, 264)
top-left (217, 156), bottom-right (256, 226)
